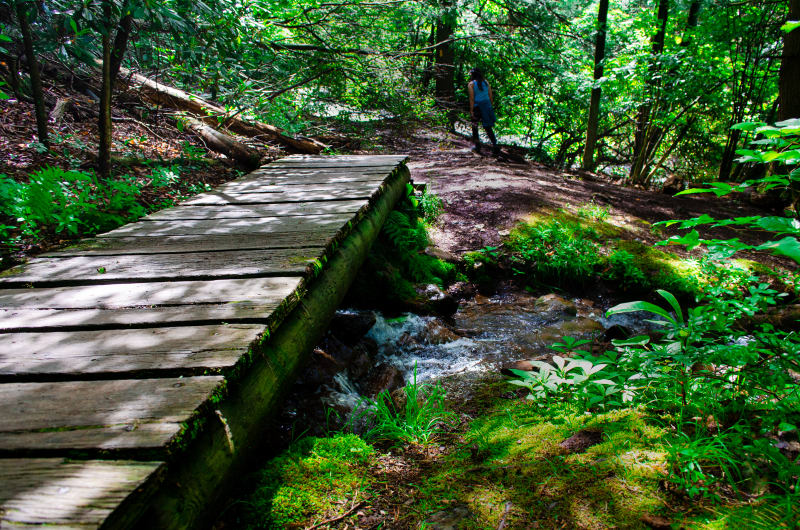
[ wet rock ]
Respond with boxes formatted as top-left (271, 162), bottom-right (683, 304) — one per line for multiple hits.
top-left (426, 504), bottom-right (473, 529)
top-left (301, 347), bottom-right (344, 387)
top-left (362, 363), bottom-right (406, 397)
top-left (601, 324), bottom-right (632, 342)
top-left (424, 246), bottom-right (459, 263)
top-left (535, 318), bottom-right (604, 345)
top-left (446, 281), bottom-right (477, 300)
top-left (499, 356), bottom-right (551, 377)
top-left (559, 428), bottom-right (603, 454)
top-left (411, 283), bottom-right (459, 316)
top-left (348, 346), bottom-right (373, 381)
top-left (329, 311), bottom-right (376, 345)
top-left (534, 294), bottom-right (578, 316)
top-left (422, 320), bottom-right (462, 344)
top-left (318, 335), bottom-right (356, 366)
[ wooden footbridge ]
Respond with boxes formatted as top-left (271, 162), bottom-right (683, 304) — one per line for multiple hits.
top-left (0, 155), bottom-right (409, 528)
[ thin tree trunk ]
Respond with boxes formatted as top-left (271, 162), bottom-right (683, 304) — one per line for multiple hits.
top-left (434, 0), bottom-right (456, 128)
top-left (582, 0), bottom-right (609, 171)
top-left (779, 0), bottom-right (800, 120)
top-left (14, 0), bottom-right (47, 147)
top-left (109, 1), bottom-right (132, 92)
top-left (98, 0), bottom-right (113, 179)
top-left (630, 0), bottom-right (669, 184)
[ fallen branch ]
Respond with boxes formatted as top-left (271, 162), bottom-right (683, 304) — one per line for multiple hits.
top-left (304, 500), bottom-right (366, 530)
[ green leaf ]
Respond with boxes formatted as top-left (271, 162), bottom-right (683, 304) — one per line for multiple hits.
top-left (662, 230), bottom-right (701, 250)
top-left (730, 122), bottom-right (764, 132)
top-left (756, 237), bottom-right (800, 264)
top-left (779, 422), bottom-right (797, 432)
top-left (756, 217), bottom-right (800, 234)
top-left (606, 301), bottom-right (676, 325)
top-left (780, 20), bottom-right (800, 33)
top-left (656, 290), bottom-right (683, 325)
top-left (611, 335), bottom-right (651, 347)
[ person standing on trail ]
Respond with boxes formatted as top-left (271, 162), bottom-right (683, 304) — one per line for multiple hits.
top-left (468, 68), bottom-right (499, 156)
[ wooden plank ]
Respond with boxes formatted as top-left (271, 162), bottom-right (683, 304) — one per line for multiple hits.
top-left (143, 200), bottom-right (364, 221)
top-left (0, 278), bottom-right (301, 310)
top-left (0, 324), bottom-right (264, 378)
top-left (0, 248), bottom-right (321, 287)
top-left (0, 377), bottom-right (223, 453)
top-left (44, 233), bottom-right (331, 256)
top-left (0, 458), bottom-right (163, 528)
top-left (203, 182), bottom-right (385, 194)
top-left (214, 175), bottom-right (387, 191)
top-left (102, 213), bottom-right (350, 238)
top-left (181, 188), bottom-right (377, 205)
top-left (0, 304), bottom-right (285, 331)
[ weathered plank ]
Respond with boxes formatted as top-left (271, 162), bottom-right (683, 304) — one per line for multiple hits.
top-left (0, 324), bottom-right (264, 378)
top-left (232, 170), bottom-right (389, 183)
top-left (213, 181), bottom-right (387, 193)
top-left (101, 214), bottom-right (350, 238)
top-left (0, 458), bottom-right (163, 528)
top-left (215, 169), bottom-right (386, 191)
top-left (0, 248), bottom-right (321, 287)
top-left (45, 233), bottom-right (331, 256)
top-left (0, 304), bottom-right (285, 331)
top-left (143, 200), bottom-right (364, 221)
top-left (181, 188), bottom-right (378, 205)
top-left (0, 377), bottom-right (223, 453)
top-left (0, 278), bottom-right (301, 310)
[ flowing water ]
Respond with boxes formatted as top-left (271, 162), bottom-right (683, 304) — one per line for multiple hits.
top-left (315, 290), bottom-right (654, 418)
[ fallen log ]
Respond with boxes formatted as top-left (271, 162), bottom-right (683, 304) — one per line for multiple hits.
top-left (183, 117), bottom-right (262, 169)
top-left (119, 68), bottom-right (325, 154)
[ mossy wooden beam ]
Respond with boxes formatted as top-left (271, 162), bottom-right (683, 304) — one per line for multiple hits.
top-left (133, 164), bottom-right (410, 529)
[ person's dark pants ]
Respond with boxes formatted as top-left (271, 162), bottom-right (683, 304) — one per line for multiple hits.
top-left (472, 105), bottom-right (498, 152)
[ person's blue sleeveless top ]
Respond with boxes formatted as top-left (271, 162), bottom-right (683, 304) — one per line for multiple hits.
top-left (473, 80), bottom-right (490, 103)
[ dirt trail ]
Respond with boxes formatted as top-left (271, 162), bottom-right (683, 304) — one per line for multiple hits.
top-left (377, 127), bottom-right (787, 268)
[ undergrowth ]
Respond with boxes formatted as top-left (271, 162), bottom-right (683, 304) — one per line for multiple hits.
top-left (346, 185), bottom-right (456, 308)
top-left (0, 163), bottom-right (213, 268)
top-left (354, 364), bottom-right (456, 446)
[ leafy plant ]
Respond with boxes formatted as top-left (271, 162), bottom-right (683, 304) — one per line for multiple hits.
top-left (605, 249), bottom-right (648, 290)
top-left (357, 364), bottom-right (455, 446)
top-left (506, 220), bottom-right (602, 287)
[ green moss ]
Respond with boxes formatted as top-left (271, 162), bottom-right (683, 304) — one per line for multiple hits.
top-left (242, 434), bottom-right (375, 529)
top-left (412, 399), bottom-right (670, 528)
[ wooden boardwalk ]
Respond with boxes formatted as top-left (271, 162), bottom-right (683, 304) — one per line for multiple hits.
top-left (0, 155), bottom-right (409, 528)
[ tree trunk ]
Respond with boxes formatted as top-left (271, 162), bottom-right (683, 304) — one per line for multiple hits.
top-left (779, 0), bottom-right (800, 120)
top-left (14, 0), bottom-right (47, 147)
top-left (629, 0), bottom-right (669, 184)
top-left (109, 1), bottom-right (132, 92)
top-left (581, 0), bottom-right (609, 171)
top-left (121, 68), bottom-right (325, 154)
top-left (433, 0), bottom-right (456, 128)
top-left (98, 0), bottom-right (113, 179)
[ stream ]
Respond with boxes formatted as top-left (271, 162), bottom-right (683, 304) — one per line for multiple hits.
top-left (275, 288), bottom-right (653, 440)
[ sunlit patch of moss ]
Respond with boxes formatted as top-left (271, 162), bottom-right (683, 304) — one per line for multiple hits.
top-left (242, 434), bottom-right (375, 529)
top-left (408, 398), bottom-right (673, 528)
top-left (524, 207), bottom-right (623, 239)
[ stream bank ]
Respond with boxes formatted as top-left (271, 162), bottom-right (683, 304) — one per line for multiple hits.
top-left (212, 129), bottom-right (798, 529)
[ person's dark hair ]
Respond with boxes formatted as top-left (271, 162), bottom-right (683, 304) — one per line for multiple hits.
top-left (469, 68), bottom-right (485, 90)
